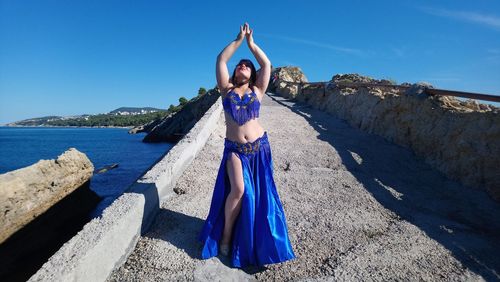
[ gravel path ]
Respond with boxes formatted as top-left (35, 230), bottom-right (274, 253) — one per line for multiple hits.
top-left (108, 93), bottom-right (500, 281)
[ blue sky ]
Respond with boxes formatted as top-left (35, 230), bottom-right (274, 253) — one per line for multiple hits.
top-left (1, 0), bottom-right (499, 125)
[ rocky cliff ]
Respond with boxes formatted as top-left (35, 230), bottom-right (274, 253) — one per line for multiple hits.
top-left (274, 67), bottom-right (500, 202)
top-left (139, 88), bottom-right (221, 143)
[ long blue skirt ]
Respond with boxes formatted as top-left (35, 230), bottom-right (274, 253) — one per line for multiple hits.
top-left (198, 131), bottom-right (296, 268)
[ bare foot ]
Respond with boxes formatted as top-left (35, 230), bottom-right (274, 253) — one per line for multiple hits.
top-left (220, 243), bottom-right (229, 256)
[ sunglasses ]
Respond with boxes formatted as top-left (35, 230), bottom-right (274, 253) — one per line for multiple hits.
top-left (237, 61), bottom-right (252, 68)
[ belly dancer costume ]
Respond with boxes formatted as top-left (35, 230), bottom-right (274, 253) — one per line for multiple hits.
top-left (198, 89), bottom-right (296, 268)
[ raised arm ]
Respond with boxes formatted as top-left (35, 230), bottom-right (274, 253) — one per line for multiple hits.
top-left (216, 26), bottom-right (245, 94)
top-left (245, 23), bottom-right (271, 96)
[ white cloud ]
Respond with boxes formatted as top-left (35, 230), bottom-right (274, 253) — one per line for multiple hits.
top-left (259, 33), bottom-right (367, 57)
top-left (421, 7), bottom-right (500, 30)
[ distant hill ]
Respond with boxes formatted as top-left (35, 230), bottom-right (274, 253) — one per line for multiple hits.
top-left (6, 116), bottom-right (65, 126)
top-left (5, 89), bottom-right (210, 128)
top-left (5, 107), bottom-right (169, 127)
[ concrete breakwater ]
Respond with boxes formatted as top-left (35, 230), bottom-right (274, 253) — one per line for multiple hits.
top-left (22, 90), bottom-right (500, 281)
top-left (272, 67), bottom-right (500, 202)
top-left (107, 93), bottom-right (500, 281)
top-left (14, 69), bottom-right (500, 280)
top-left (28, 97), bottom-right (223, 281)
top-left (0, 148), bottom-right (100, 281)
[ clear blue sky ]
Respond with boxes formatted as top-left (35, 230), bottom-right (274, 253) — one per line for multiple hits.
top-left (1, 0), bottom-right (499, 125)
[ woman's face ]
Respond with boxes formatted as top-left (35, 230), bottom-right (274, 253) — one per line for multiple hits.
top-left (235, 62), bottom-right (251, 82)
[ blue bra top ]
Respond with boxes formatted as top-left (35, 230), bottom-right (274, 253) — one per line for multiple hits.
top-left (222, 89), bottom-right (261, 126)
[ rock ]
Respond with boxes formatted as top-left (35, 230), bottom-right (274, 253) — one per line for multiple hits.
top-left (271, 66), bottom-right (308, 99)
top-left (380, 79), bottom-right (395, 85)
top-left (142, 88), bottom-right (221, 143)
top-left (332, 74), bottom-right (402, 87)
top-left (95, 163), bottom-right (119, 174)
top-left (128, 117), bottom-right (165, 134)
top-left (405, 82), bottom-right (433, 100)
top-left (0, 148), bottom-right (100, 281)
top-left (332, 73), bottom-right (375, 84)
top-left (173, 187), bottom-right (186, 195)
top-left (0, 148), bottom-right (95, 243)
top-left (479, 103), bottom-right (492, 111)
top-left (463, 99), bottom-right (481, 111)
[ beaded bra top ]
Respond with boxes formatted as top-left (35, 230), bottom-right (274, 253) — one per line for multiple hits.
top-left (222, 89), bottom-right (261, 126)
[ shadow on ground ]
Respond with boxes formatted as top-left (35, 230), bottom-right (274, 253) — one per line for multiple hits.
top-left (144, 208), bottom-right (268, 275)
top-left (266, 92), bottom-right (500, 281)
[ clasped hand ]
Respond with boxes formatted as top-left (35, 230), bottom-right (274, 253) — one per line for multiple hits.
top-left (236, 22), bottom-right (254, 47)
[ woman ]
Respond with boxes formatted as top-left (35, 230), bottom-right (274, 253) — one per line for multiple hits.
top-left (198, 23), bottom-right (296, 268)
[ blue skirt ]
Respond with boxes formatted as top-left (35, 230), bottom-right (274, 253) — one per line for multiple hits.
top-left (198, 131), bottom-right (296, 268)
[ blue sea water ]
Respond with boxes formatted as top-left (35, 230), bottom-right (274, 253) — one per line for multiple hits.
top-left (0, 126), bottom-right (173, 218)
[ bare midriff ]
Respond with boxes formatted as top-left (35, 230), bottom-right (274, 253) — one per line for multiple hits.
top-left (224, 112), bottom-right (265, 144)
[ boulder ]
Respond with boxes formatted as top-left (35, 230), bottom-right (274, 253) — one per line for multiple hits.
top-left (0, 148), bottom-right (95, 243)
top-left (271, 66), bottom-right (308, 99)
top-left (0, 148), bottom-right (100, 281)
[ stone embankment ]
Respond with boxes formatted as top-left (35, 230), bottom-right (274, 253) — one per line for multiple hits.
top-left (0, 148), bottom-right (100, 281)
top-left (271, 67), bottom-right (500, 202)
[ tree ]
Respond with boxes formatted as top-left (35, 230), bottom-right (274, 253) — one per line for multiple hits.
top-left (179, 97), bottom-right (188, 106)
top-left (198, 87), bottom-right (207, 96)
top-left (168, 104), bottom-right (176, 112)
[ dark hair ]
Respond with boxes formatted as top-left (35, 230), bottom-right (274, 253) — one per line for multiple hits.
top-left (231, 59), bottom-right (257, 86)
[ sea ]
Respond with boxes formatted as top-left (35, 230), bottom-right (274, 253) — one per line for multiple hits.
top-left (0, 126), bottom-right (173, 218)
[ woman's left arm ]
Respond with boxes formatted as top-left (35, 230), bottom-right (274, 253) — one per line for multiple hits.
top-left (245, 23), bottom-right (271, 96)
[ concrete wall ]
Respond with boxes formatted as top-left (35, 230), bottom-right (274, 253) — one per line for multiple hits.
top-left (28, 97), bottom-right (223, 282)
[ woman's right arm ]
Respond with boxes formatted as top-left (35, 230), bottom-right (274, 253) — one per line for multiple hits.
top-left (216, 26), bottom-right (245, 94)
